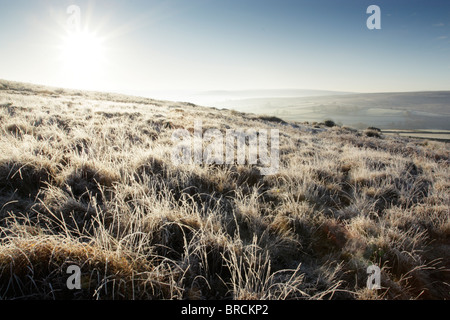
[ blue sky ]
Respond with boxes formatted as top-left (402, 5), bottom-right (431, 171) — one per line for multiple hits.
top-left (0, 0), bottom-right (449, 93)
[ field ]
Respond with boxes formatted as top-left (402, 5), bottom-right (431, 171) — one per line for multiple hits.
top-left (0, 80), bottom-right (449, 300)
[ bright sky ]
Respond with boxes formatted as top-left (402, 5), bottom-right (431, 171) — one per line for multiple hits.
top-left (0, 0), bottom-right (449, 94)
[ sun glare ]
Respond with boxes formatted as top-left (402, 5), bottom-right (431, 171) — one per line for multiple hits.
top-left (59, 30), bottom-right (106, 89)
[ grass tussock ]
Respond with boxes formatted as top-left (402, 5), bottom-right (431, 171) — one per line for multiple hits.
top-left (0, 79), bottom-right (449, 300)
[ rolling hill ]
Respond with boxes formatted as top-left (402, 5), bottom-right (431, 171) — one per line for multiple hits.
top-left (0, 79), bottom-right (449, 300)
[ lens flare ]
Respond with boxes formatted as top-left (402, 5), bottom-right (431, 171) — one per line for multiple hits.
top-left (59, 30), bottom-right (106, 89)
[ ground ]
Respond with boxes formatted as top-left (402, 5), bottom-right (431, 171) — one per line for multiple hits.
top-left (0, 80), bottom-right (449, 300)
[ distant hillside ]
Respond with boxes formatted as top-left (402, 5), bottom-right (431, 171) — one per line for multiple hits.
top-left (119, 88), bottom-right (356, 108)
top-left (192, 89), bottom-right (355, 101)
top-left (212, 91), bottom-right (450, 130)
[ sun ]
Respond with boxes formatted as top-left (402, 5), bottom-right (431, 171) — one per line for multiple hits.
top-left (59, 29), bottom-right (106, 90)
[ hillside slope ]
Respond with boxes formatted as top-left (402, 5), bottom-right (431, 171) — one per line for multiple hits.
top-left (0, 80), bottom-right (449, 299)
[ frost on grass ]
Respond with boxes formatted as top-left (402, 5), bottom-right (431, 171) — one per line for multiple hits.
top-left (0, 80), bottom-right (449, 300)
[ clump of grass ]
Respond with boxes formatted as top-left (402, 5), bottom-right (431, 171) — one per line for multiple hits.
top-left (0, 235), bottom-right (182, 299)
top-left (0, 159), bottom-right (54, 198)
top-left (58, 159), bottom-right (119, 189)
top-left (324, 120), bottom-right (336, 128)
top-left (257, 115), bottom-right (287, 125)
top-left (223, 237), bottom-right (307, 300)
top-left (364, 129), bottom-right (382, 138)
top-left (4, 122), bottom-right (34, 137)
